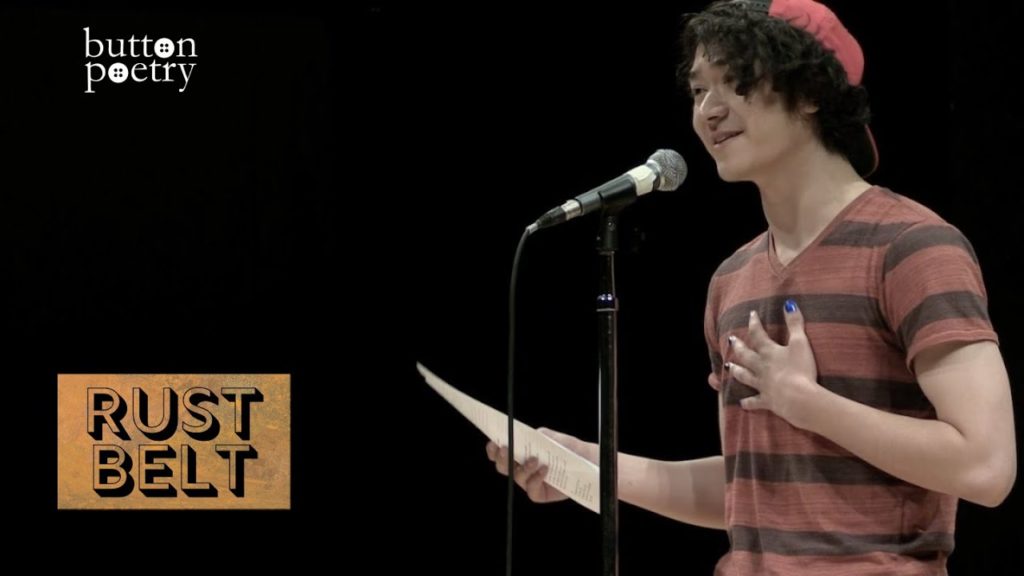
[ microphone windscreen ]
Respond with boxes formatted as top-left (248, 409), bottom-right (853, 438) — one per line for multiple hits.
top-left (650, 149), bottom-right (687, 191)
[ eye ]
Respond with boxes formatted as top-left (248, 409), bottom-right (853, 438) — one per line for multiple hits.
top-left (689, 86), bottom-right (706, 98)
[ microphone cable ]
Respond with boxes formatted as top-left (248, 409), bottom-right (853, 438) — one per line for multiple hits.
top-left (505, 224), bottom-right (534, 576)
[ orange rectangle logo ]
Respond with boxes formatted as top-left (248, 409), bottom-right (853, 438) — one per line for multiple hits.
top-left (57, 374), bottom-right (290, 509)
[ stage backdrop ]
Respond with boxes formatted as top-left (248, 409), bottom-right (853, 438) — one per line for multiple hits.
top-left (6, 1), bottom-right (1021, 573)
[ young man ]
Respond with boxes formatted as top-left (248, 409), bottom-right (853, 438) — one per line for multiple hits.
top-left (488, 0), bottom-right (1016, 573)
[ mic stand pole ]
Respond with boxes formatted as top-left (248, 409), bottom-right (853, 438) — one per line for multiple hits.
top-left (596, 208), bottom-right (621, 576)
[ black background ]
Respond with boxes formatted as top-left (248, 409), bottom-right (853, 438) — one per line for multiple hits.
top-left (5, 1), bottom-right (1022, 573)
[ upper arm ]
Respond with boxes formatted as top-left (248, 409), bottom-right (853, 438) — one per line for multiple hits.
top-left (915, 340), bottom-right (1016, 477)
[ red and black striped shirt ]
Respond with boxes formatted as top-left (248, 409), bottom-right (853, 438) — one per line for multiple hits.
top-left (705, 187), bottom-right (998, 575)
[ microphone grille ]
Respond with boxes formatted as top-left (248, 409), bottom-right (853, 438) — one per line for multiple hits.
top-left (649, 149), bottom-right (687, 191)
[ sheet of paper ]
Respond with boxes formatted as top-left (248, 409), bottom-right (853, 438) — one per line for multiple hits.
top-left (416, 362), bottom-right (600, 513)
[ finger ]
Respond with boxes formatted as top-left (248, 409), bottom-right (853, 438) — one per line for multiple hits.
top-left (486, 442), bottom-right (497, 462)
top-left (537, 427), bottom-right (566, 443)
top-left (728, 335), bottom-right (760, 370)
top-left (514, 457), bottom-right (540, 488)
top-left (494, 446), bottom-right (511, 475)
top-left (539, 427), bottom-right (578, 454)
top-left (746, 310), bottom-right (776, 349)
top-left (525, 465), bottom-right (550, 501)
top-left (537, 427), bottom-right (564, 445)
top-left (740, 395), bottom-right (767, 411)
top-left (782, 299), bottom-right (807, 345)
top-left (495, 461), bottom-right (509, 476)
top-left (726, 361), bottom-right (759, 390)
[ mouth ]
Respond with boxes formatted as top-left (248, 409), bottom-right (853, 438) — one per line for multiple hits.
top-left (712, 131), bottom-right (743, 147)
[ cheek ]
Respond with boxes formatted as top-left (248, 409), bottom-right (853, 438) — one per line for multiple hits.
top-left (692, 110), bottom-right (713, 144)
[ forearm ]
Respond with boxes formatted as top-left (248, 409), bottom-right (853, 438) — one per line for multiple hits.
top-left (621, 454), bottom-right (727, 529)
top-left (801, 385), bottom-right (1013, 506)
top-left (577, 442), bottom-right (726, 529)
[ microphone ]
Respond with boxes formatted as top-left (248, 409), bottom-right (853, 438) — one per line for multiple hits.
top-left (528, 149), bottom-right (687, 233)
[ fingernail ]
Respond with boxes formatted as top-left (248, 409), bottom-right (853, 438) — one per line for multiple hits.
top-left (724, 362), bottom-right (732, 371)
top-left (749, 310), bottom-right (756, 318)
top-left (784, 299), bottom-right (797, 314)
top-left (727, 335), bottom-right (735, 347)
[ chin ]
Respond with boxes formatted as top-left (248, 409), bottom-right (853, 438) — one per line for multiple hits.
top-left (715, 162), bottom-right (745, 182)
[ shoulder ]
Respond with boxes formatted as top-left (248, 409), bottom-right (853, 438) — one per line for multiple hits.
top-left (872, 189), bottom-right (994, 363)
top-left (870, 188), bottom-right (979, 273)
top-left (845, 187), bottom-right (977, 267)
top-left (711, 232), bottom-right (769, 279)
top-left (844, 186), bottom-right (948, 234)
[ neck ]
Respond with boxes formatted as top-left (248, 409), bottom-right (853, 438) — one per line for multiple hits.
top-left (755, 145), bottom-right (871, 260)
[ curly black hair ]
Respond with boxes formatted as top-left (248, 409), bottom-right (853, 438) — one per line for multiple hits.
top-left (678, 0), bottom-right (870, 165)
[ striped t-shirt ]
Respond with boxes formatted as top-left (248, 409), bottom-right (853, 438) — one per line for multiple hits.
top-left (704, 187), bottom-right (998, 575)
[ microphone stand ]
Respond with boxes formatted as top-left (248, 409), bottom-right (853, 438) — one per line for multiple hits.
top-left (596, 208), bottom-right (621, 576)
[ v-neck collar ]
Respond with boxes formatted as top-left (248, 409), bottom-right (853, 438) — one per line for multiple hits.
top-left (766, 186), bottom-right (878, 277)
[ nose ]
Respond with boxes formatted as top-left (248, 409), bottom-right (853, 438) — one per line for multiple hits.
top-left (695, 89), bottom-right (727, 127)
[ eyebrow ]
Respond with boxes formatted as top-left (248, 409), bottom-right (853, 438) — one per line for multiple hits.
top-left (688, 58), bottom-right (728, 84)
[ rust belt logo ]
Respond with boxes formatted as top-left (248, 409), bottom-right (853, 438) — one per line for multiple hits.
top-left (57, 374), bottom-right (290, 509)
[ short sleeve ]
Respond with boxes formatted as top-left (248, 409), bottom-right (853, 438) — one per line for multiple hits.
top-left (881, 223), bottom-right (999, 371)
